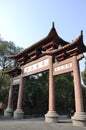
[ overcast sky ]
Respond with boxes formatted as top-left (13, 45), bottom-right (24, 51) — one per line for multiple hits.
top-left (0, 0), bottom-right (86, 73)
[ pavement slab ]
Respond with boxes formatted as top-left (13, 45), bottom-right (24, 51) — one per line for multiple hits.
top-left (0, 117), bottom-right (86, 130)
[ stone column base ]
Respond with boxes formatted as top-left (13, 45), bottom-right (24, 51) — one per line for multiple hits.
top-left (14, 109), bottom-right (24, 119)
top-left (4, 107), bottom-right (13, 118)
top-left (71, 112), bottom-right (86, 127)
top-left (45, 111), bottom-right (59, 123)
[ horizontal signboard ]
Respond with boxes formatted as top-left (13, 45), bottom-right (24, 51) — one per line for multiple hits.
top-left (23, 55), bottom-right (51, 77)
top-left (13, 76), bottom-right (21, 85)
top-left (53, 58), bottom-right (73, 76)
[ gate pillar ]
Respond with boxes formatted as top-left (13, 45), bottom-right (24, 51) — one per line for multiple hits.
top-left (72, 56), bottom-right (86, 127)
top-left (14, 76), bottom-right (24, 119)
top-left (4, 79), bottom-right (13, 117)
top-left (45, 56), bottom-right (59, 122)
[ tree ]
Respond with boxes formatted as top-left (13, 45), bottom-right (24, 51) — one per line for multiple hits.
top-left (22, 71), bottom-right (75, 116)
top-left (55, 73), bottom-right (74, 114)
top-left (0, 39), bottom-right (23, 105)
top-left (0, 71), bottom-right (10, 103)
top-left (0, 40), bottom-right (23, 70)
top-left (81, 57), bottom-right (86, 111)
top-left (82, 57), bottom-right (86, 86)
top-left (23, 71), bottom-right (49, 115)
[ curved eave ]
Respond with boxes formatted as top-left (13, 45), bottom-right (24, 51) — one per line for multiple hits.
top-left (47, 27), bottom-right (69, 46)
top-left (8, 36), bottom-right (52, 59)
top-left (5, 67), bottom-right (21, 77)
top-left (42, 34), bottom-right (86, 61)
top-left (8, 27), bottom-right (69, 60)
top-left (55, 34), bottom-right (86, 61)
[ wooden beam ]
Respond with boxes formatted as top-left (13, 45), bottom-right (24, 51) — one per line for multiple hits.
top-left (46, 46), bottom-right (54, 51)
top-left (28, 50), bottom-right (37, 56)
top-left (55, 53), bottom-right (65, 58)
top-left (42, 41), bottom-right (53, 49)
top-left (66, 47), bottom-right (79, 55)
top-left (30, 55), bottom-right (37, 60)
top-left (17, 57), bottom-right (24, 62)
top-left (56, 57), bottom-right (65, 61)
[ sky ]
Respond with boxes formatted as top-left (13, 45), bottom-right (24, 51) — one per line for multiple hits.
top-left (0, 0), bottom-right (86, 74)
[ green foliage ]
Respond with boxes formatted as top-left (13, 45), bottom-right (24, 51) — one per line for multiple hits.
top-left (0, 40), bottom-right (23, 70)
top-left (0, 39), bottom-right (23, 105)
top-left (82, 57), bottom-right (86, 86)
top-left (23, 71), bottom-right (49, 115)
top-left (82, 69), bottom-right (86, 86)
top-left (55, 73), bottom-right (74, 114)
top-left (81, 57), bottom-right (86, 111)
top-left (82, 85), bottom-right (86, 111)
top-left (22, 72), bottom-right (75, 115)
top-left (0, 71), bottom-right (10, 104)
top-left (13, 85), bottom-right (19, 110)
top-left (82, 70), bottom-right (86, 85)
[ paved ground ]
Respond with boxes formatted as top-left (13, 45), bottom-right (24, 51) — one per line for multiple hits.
top-left (0, 116), bottom-right (86, 130)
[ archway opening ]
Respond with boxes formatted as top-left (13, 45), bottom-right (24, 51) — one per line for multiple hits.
top-left (23, 71), bottom-right (49, 117)
top-left (13, 85), bottom-right (19, 111)
top-left (54, 73), bottom-right (75, 116)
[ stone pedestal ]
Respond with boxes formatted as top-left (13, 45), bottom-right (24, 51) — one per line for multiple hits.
top-left (45, 111), bottom-right (59, 123)
top-left (72, 112), bottom-right (86, 127)
top-left (14, 109), bottom-right (24, 119)
top-left (4, 107), bottom-right (13, 118)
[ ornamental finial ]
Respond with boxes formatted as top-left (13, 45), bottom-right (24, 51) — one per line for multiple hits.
top-left (81, 30), bottom-right (83, 36)
top-left (52, 22), bottom-right (55, 28)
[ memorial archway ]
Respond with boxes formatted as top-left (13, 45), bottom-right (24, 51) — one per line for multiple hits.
top-left (4, 24), bottom-right (86, 126)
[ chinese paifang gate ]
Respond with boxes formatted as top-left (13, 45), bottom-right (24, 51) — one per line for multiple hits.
top-left (4, 23), bottom-right (86, 127)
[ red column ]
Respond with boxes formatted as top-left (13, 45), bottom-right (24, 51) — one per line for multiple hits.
top-left (14, 76), bottom-right (24, 119)
top-left (17, 76), bottom-right (23, 109)
top-left (45, 56), bottom-right (58, 122)
top-left (73, 55), bottom-right (84, 112)
top-left (7, 78), bottom-right (13, 109)
top-left (4, 78), bottom-right (13, 117)
top-left (49, 56), bottom-right (55, 111)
